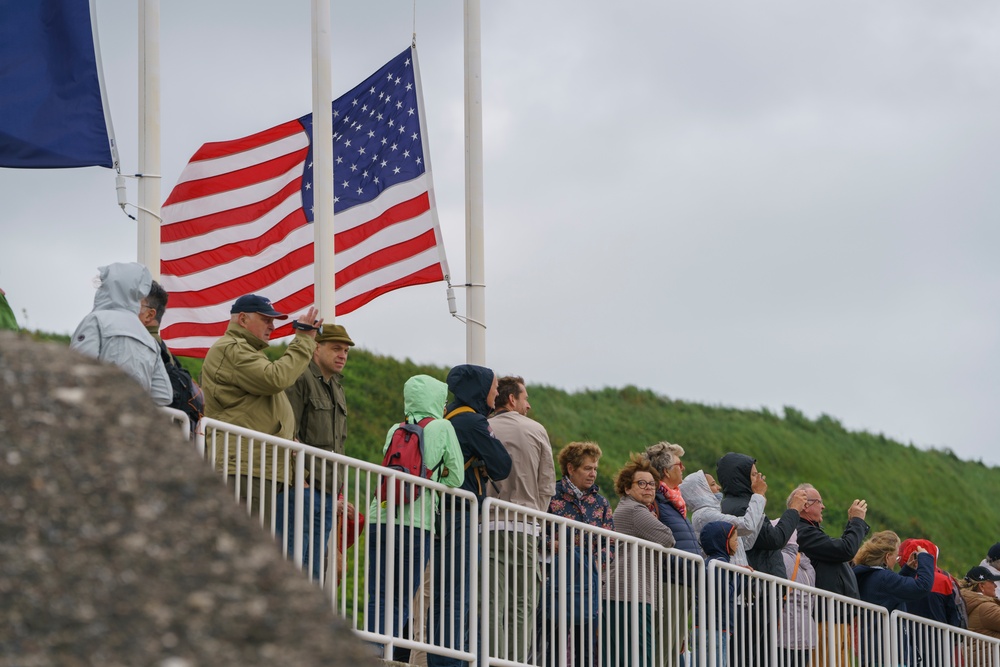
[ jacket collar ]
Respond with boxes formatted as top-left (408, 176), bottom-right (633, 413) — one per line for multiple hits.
top-left (227, 322), bottom-right (269, 351)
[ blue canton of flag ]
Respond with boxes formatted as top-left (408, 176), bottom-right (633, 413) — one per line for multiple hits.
top-left (300, 49), bottom-right (424, 221)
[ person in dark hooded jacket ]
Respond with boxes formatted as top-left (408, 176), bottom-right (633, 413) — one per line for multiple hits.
top-left (717, 452), bottom-right (807, 577)
top-left (444, 364), bottom-right (513, 500)
top-left (693, 521), bottom-right (739, 667)
top-left (427, 364), bottom-right (512, 667)
top-left (717, 452), bottom-right (807, 667)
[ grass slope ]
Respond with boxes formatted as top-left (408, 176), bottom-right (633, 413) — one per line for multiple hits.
top-left (38, 332), bottom-right (997, 575)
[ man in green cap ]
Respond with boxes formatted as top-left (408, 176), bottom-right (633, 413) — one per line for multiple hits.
top-left (278, 323), bottom-right (357, 580)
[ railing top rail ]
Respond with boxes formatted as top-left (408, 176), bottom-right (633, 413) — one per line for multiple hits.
top-left (892, 608), bottom-right (1000, 643)
top-left (199, 416), bottom-right (479, 502)
top-left (709, 558), bottom-right (894, 613)
top-left (481, 496), bottom-right (706, 564)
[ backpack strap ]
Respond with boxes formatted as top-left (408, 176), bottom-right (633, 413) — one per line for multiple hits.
top-left (445, 405), bottom-right (486, 492)
top-left (413, 416), bottom-right (451, 479)
top-left (790, 552), bottom-right (801, 582)
top-left (444, 405), bottom-right (476, 420)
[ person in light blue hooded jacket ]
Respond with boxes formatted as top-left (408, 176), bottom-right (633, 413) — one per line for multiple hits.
top-left (70, 262), bottom-right (171, 406)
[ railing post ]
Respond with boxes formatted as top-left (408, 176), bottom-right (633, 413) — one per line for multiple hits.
top-left (557, 522), bottom-right (568, 667)
top-left (292, 448), bottom-right (305, 569)
top-left (469, 496), bottom-right (479, 667)
top-left (628, 540), bottom-right (640, 667)
top-left (480, 499), bottom-right (491, 667)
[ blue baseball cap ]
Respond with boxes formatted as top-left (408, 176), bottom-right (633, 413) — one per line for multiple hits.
top-left (230, 294), bottom-right (288, 319)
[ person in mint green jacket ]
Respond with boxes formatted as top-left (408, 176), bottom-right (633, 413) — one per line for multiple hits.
top-left (366, 374), bottom-right (465, 657)
top-left (0, 288), bottom-right (18, 331)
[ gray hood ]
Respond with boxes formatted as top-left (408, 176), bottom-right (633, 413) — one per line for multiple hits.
top-left (679, 470), bottom-right (719, 515)
top-left (93, 262), bottom-right (152, 314)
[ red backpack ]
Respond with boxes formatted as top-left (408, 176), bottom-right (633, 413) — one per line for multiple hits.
top-left (377, 417), bottom-right (444, 506)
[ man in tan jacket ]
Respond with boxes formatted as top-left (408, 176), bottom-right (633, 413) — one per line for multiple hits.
top-left (200, 294), bottom-right (321, 524)
top-left (485, 376), bottom-right (556, 663)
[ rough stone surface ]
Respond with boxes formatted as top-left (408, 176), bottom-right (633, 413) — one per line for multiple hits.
top-left (0, 332), bottom-right (378, 666)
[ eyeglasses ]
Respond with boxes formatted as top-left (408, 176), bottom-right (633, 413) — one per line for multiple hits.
top-left (804, 498), bottom-right (822, 507)
top-left (633, 480), bottom-right (656, 489)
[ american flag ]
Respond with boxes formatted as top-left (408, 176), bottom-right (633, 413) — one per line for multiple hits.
top-left (159, 47), bottom-right (449, 357)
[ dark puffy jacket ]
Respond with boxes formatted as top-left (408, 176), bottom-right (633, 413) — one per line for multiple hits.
top-left (701, 521), bottom-right (738, 632)
top-left (655, 486), bottom-right (701, 557)
top-left (445, 365), bottom-right (512, 500)
top-left (717, 452), bottom-right (799, 578)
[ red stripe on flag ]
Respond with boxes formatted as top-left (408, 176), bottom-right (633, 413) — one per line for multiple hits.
top-left (335, 229), bottom-right (439, 288)
top-left (167, 244), bottom-right (314, 309)
top-left (161, 209), bottom-right (309, 277)
top-left (335, 192), bottom-right (430, 252)
top-left (161, 285), bottom-right (315, 343)
top-left (161, 177), bottom-right (304, 243)
top-left (189, 119), bottom-right (305, 162)
top-left (337, 263), bottom-right (445, 316)
top-left (163, 148), bottom-right (309, 206)
top-left (160, 319), bottom-right (228, 343)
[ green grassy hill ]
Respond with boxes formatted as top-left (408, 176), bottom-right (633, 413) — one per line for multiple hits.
top-left (38, 332), bottom-right (997, 575)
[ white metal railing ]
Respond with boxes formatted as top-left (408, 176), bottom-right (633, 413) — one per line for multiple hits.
top-left (160, 406), bottom-right (192, 440)
top-left (480, 497), bottom-right (706, 667)
top-left (195, 417), bottom-right (479, 664)
top-left (706, 560), bottom-right (892, 667)
top-left (892, 609), bottom-right (1000, 666)
top-left (187, 416), bottom-right (1000, 667)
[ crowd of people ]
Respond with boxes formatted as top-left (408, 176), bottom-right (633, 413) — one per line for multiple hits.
top-left (68, 266), bottom-right (1000, 667)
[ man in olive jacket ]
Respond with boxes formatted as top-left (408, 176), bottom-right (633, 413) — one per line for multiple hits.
top-left (278, 323), bottom-right (355, 578)
top-left (201, 294), bottom-right (321, 523)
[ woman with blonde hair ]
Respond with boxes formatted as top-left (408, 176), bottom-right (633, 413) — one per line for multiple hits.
top-left (852, 530), bottom-right (934, 665)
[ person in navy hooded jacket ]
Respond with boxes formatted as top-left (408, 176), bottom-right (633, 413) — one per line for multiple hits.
top-left (427, 364), bottom-right (512, 667)
top-left (694, 521), bottom-right (740, 667)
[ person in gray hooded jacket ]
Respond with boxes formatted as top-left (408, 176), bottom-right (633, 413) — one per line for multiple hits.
top-left (679, 469), bottom-right (765, 568)
top-left (71, 262), bottom-right (171, 406)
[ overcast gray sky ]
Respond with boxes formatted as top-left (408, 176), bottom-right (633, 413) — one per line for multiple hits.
top-left (2, 1), bottom-right (998, 464)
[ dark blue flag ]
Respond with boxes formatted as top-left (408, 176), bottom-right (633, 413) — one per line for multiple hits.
top-left (0, 0), bottom-right (115, 168)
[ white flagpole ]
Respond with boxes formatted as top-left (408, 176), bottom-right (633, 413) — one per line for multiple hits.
top-left (464, 0), bottom-right (486, 365)
top-left (312, 0), bottom-right (335, 321)
top-left (138, 0), bottom-right (161, 279)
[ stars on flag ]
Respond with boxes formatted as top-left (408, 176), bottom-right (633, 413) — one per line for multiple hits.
top-left (300, 52), bottom-right (423, 222)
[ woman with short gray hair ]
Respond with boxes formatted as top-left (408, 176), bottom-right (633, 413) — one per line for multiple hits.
top-left (644, 442), bottom-right (699, 557)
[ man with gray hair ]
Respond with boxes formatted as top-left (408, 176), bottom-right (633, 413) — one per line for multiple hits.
top-left (794, 483), bottom-right (870, 667)
top-left (485, 375), bottom-right (556, 663)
